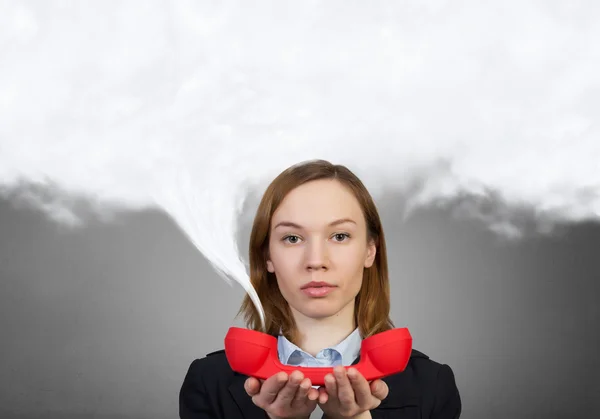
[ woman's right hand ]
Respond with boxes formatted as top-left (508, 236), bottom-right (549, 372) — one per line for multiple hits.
top-left (244, 371), bottom-right (319, 419)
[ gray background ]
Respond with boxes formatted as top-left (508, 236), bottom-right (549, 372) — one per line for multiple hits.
top-left (1, 191), bottom-right (598, 419)
top-left (1, 3), bottom-right (599, 417)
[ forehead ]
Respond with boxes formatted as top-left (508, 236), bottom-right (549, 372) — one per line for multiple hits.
top-left (272, 180), bottom-right (364, 225)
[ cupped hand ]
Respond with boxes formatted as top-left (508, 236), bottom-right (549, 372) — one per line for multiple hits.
top-left (317, 366), bottom-right (389, 419)
top-left (245, 371), bottom-right (320, 419)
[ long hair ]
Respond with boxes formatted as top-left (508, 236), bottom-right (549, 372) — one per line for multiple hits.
top-left (237, 159), bottom-right (394, 343)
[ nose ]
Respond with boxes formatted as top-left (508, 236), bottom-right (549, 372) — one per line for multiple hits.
top-left (305, 239), bottom-right (329, 271)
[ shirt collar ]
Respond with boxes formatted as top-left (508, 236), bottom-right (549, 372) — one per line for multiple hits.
top-left (277, 328), bottom-right (362, 366)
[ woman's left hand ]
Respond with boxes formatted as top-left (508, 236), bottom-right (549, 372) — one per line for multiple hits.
top-left (317, 366), bottom-right (388, 419)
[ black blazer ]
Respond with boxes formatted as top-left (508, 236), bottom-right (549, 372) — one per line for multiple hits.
top-left (179, 347), bottom-right (461, 419)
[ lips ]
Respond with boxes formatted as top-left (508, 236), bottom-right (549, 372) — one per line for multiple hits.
top-left (301, 281), bottom-right (337, 297)
top-left (301, 281), bottom-right (334, 289)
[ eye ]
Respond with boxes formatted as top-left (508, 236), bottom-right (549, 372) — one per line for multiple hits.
top-left (332, 233), bottom-right (350, 242)
top-left (282, 234), bottom-right (302, 244)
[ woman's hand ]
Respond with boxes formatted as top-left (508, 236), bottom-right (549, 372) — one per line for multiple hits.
top-left (245, 371), bottom-right (320, 419)
top-left (317, 366), bottom-right (389, 419)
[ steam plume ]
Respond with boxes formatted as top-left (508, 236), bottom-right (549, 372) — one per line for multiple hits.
top-left (1, 1), bottom-right (599, 328)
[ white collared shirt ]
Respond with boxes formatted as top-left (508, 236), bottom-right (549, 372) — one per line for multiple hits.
top-left (277, 328), bottom-right (362, 367)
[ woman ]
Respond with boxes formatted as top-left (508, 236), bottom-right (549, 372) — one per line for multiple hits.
top-left (179, 160), bottom-right (461, 419)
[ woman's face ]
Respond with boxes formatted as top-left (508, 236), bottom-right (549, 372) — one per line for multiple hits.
top-left (266, 179), bottom-right (376, 322)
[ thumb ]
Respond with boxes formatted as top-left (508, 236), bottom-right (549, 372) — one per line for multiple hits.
top-left (371, 379), bottom-right (389, 400)
top-left (244, 377), bottom-right (261, 396)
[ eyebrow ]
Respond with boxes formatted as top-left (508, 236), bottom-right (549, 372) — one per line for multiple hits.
top-left (273, 218), bottom-right (357, 230)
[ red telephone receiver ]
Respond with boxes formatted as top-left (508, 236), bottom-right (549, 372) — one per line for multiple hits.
top-left (224, 327), bottom-right (412, 385)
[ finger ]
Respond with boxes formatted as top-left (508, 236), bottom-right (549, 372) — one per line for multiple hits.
top-left (333, 366), bottom-right (355, 406)
top-left (318, 384), bottom-right (330, 405)
top-left (347, 368), bottom-right (372, 407)
top-left (244, 377), bottom-right (261, 397)
top-left (370, 379), bottom-right (389, 401)
top-left (273, 370), bottom-right (303, 406)
top-left (321, 372), bottom-right (338, 405)
top-left (324, 372), bottom-right (338, 392)
top-left (307, 385), bottom-right (320, 402)
top-left (291, 377), bottom-right (311, 407)
top-left (258, 372), bottom-right (288, 406)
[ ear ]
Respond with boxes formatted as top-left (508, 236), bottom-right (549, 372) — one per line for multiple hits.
top-left (364, 240), bottom-right (377, 268)
top-left (266, 259), bottom-right (275, 273)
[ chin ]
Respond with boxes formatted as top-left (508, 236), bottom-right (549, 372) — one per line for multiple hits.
top-left (295, 301), bottom-right (345, 319)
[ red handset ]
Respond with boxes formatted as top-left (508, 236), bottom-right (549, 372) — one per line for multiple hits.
top-left (224, 327), bottom-right (412, 385)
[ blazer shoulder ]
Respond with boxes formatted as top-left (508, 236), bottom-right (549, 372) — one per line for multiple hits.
top-left (180, 350), bottom-right (236, 401)
top-left (410, 348), bottom-right (429, 359)
top-left (407, 348), bottom-right (454, 381)
top-left (180, 351), bottom-right (240, 419)
top-left (395, 348), bottom-right (461, 416)
top-left (185, 349), bottom-right (232, 377)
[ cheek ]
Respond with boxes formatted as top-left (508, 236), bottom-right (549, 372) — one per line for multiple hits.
top-left (340, 248), bottom-right (368, 287)
top-left (269, 252), bottom-right (294, 284)
top-left (342, 246), bottom-right (369, 270)
top-left (274, 273), bottom-right (297, 304)
top-left (270, 246), bottom-right (301, 269)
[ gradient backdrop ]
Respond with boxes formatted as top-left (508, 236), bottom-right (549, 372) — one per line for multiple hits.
top-left (1, 191), bottom-right (599, 419)
top-left (2, 1), bottom-right (600, 419)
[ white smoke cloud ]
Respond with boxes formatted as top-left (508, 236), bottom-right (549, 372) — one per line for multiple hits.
top-left (1, 0), bottom-right (599, 326)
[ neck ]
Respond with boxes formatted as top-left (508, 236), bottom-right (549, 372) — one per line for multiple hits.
top-left (291, 301), bottom-right (357, 356)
